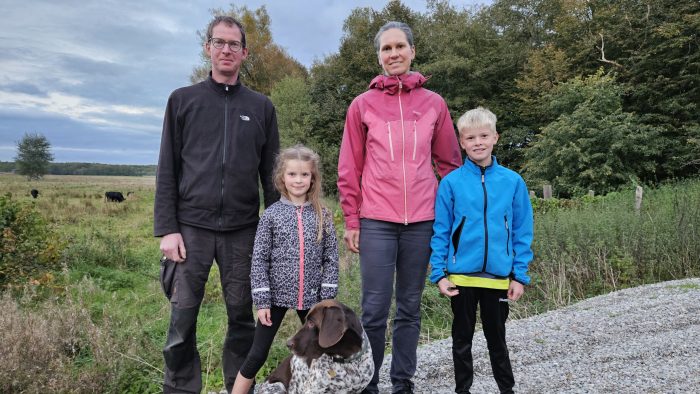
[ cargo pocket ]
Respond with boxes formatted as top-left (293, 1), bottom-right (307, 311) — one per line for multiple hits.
top-left (160, 256), bottom-right (177, 300)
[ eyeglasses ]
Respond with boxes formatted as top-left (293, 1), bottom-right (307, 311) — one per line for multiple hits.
top-left (209, 38), bottom-right (244, 52)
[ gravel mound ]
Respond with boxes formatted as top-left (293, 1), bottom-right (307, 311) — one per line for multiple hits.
top-left (377, 278), bottom-right (700, 393)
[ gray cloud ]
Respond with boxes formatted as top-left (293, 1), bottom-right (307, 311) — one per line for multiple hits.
top-left (0, 0), bottom-right (486, 165)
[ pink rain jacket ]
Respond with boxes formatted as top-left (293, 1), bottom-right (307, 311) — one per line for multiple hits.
top-left (338, 72), bottom-right (462, 230)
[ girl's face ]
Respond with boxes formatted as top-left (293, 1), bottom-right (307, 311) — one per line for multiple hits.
top-left (283, 159), bottom-right (313, 204)
top-left (378, 28), bottom-right (415, 76)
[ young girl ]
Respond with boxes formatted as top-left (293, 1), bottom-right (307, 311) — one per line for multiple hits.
top-left (232, 144), bottom-right (339, 394)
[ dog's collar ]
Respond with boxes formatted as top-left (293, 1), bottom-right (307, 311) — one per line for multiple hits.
top-left (331, 330), bottom-right (370, 364)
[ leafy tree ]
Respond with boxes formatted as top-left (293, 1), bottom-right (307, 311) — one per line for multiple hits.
top-left (524, 70), bottom-right (662, 197)
top-left (270, 76), bottom-right (314, 149)
top-left (15, 133), bottom-right (53, 180)
top-left (191, 5), bottom-right (308, 96)
top-left (540, 0), bottom-right (700, 178)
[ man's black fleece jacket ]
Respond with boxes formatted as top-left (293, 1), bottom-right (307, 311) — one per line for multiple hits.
top-left (154, 76), bottom-right (280, 237)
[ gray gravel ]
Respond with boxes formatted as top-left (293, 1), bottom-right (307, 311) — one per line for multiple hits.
top-left (377, 278), bottom-right (700, 393)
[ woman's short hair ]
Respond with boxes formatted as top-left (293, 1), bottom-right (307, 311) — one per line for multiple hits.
top-left (457, 106), bottom-right (498, 135)
top-left (374, 21), bottom-right (414, 52)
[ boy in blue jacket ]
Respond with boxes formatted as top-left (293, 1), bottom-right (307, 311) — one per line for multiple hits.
top-left (429, 106), bottom-right (534, 394)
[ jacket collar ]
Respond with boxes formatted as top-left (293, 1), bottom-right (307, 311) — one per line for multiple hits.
top-left (206, 72), bottom-right (241, 95)
top-left (368, 72), bottom-right (428, 95)
top-left (279, 196), bottom-right (311, 207)
top-left (463, 156), bottom-right (499, 174)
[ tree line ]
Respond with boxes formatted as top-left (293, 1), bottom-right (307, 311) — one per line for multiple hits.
top-left (207, 0), bottom-right (698, 198)
top-left (0, 161), bottom-right (156, 177)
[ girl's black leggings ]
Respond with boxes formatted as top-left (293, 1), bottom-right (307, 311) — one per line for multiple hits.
top-left (238, 305), bottom-right (308, 379)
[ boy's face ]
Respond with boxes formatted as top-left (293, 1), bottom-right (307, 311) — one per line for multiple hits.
top-left (459, 126), bottom-right (499, 167)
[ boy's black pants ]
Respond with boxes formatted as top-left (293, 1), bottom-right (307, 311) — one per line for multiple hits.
top-left (450, 286), bottom-right (514, 394)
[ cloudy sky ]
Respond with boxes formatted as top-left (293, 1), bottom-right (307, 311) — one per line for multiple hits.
top-left (0, 0), bottom-right (486, 165)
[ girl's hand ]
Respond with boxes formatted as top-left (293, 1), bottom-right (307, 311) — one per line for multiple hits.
top-left (508, 281), bottom-right (524, 301)
top-left (257, 309), bottom-right (272, 326)
top-left (438, 278), bottom-right (459, 297)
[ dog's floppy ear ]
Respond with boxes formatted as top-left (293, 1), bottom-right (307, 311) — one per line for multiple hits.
top-left (318, 305), bottom-right (347, 348)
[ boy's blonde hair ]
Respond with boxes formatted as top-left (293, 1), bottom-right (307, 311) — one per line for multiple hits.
top-left (457, 106), bottom-right (498, 136)
top-left (272, 144), bottom-right (325, 242)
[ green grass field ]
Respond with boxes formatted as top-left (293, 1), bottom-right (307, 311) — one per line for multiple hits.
top-left (1, 173), bottom-right (698, 393)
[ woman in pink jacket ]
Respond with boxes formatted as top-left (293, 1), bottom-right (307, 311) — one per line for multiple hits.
top-left (337, 21), bottom-right (462, 394)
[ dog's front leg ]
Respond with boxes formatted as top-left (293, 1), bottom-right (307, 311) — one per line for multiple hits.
top-left (266, 355), bottom-right (292, 389)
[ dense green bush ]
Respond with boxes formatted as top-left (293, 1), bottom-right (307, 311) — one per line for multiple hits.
top-left (0, 194), bottom-right (63, 289)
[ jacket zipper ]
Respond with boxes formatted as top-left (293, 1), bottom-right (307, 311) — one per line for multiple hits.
top-left (504, 215), bottom-right (510, 256)
top-left (481, 166), bottom-right (489, 272)
top-left (387, 122), bottom-right (395, 161)
top-left (219, 86), bottom-right (228, 228)
top-left (398, 78), bottom-right (408, 225)
top-left (296, 205), bottom-right (305, 310)
top-left (412, 120), bottom-right (417, 161)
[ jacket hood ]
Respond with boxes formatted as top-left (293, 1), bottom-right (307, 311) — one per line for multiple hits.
top-left (368, 72), bottom-right (429, 95)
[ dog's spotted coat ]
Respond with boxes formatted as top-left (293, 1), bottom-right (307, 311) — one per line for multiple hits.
top-left (257, 332), bottom-right (374, 394)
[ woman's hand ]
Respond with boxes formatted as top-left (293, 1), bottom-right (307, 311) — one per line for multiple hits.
top-left (344, 229), bottom-right (360, 254)
top-left (257, 309), bottom-right (272, 326)
top-left (438, 278), bottom-right (459, 297)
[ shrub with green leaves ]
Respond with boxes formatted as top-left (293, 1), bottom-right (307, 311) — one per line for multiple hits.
top-left (0, 193), bottom-right (63, 289)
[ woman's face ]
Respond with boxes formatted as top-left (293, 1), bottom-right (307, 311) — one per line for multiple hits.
top-left (378, 28), bottom-right (415, 76)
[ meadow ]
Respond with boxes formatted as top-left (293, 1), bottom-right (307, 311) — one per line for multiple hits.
top-left (0, 173), bottom-right (698, 393)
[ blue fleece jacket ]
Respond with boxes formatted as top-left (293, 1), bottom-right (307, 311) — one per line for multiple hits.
top-left (429, 157), bottom-right (534, 285)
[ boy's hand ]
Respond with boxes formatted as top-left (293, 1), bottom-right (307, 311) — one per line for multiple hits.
top-left (508, 281), bottom-right (525, 301)
top-left (257, 309), bottom-right (272, 326)
top-left (438, 278), bottom-right (459, 297)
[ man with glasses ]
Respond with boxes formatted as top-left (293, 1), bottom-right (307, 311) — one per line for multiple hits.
top-left (155, 15), bottom-right (279, 394)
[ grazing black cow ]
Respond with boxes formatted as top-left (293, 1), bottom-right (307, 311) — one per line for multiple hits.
top-left (104, 191), bottom-right (125, 202)
top-left (30, 189), bottom-right (39, 199)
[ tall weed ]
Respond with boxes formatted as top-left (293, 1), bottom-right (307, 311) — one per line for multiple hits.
top-left (0, 174), bottom-right (698, 392)
top-left (528, 180), bottom-right (700, 311)
top-left (0, 194), bottom-right (64, 290)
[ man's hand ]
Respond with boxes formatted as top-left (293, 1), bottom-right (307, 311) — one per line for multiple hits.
top-left (343, 229), bottom-right (360, 254)
top-left (160, 233), bottom-right (186, 263)
top-left (508, 281), bottom-right (525, 301)
top-left (438, 278), bottom-right (459, 297)
top-left (257, 309), bottom-right (272, 326)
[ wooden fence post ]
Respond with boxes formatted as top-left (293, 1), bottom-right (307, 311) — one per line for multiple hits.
top-left (635, 186), bottom-right (643, 213)
top-left (529, 190), bottom-right (535, 199)
top-left (543, 184), bottom-right (553, 199)
top-left (588, 190), bottom-right (595, 197)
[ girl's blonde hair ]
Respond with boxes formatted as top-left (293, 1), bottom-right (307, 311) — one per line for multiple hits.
top-left (273, 144), bottom-right (325, 242)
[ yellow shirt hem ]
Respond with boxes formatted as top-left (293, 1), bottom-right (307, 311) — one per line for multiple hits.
top-left (448, 275), bottom-right (510, 290)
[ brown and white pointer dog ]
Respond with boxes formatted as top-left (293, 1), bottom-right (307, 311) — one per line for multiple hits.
top-left (257, 299), bottom-right (374, 394)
